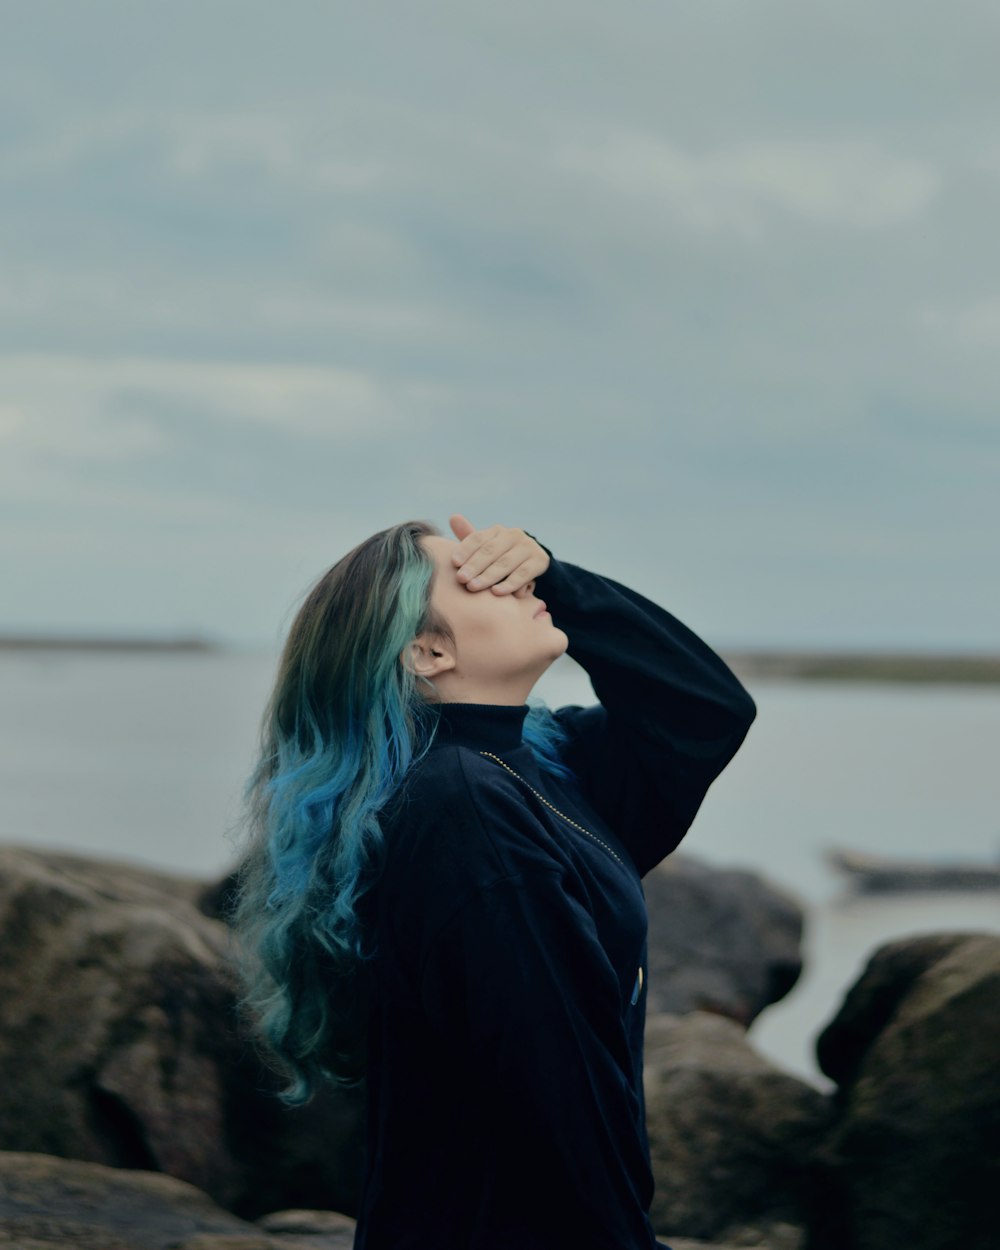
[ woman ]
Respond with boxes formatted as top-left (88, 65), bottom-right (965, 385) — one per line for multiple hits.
top-left (232, 513), bottom-right (757, 1250)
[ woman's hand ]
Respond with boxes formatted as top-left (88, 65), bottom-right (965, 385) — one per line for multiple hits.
top-left (448, 514), bottom-right (550, 595)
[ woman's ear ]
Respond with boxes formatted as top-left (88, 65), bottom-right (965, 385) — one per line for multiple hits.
top-left (402, 633), bottom-right (456, 679)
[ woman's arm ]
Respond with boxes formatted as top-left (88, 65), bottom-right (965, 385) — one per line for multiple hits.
top-left (535, 544), bottom-right (756, 875)
top-left (447, 515), bottom-right (757, 877)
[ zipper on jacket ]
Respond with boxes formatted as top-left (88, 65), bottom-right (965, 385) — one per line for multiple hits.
top-left (478, 751), bottom-right (628, 870)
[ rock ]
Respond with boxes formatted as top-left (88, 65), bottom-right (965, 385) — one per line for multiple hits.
top-left (670, 1240), bottom-right (800, 1250)
top-left (813, 931), bottom-right (1000, 1250)
top-left (643, 856), bottom-right (804, 1026)
top-left (0, 1151), bottom-right (360, 1250)
top-left (0, 846), bottom-right (363, 1219)
top-left (154, 1239), bottom-right (278, 1250)
top-left (815, 929), bottom-right (974, 1089)
top-left (0, 1150), bottom-right (257, 1250)
top-left (643, 1012), bottom-right (830, 1246)
top-left (667, 1243), bottom-right (750, 1250)
top-left (256, 1208), bottom-right (358, 1235)
top-left (175, 1237), bottom-right (354, 1250)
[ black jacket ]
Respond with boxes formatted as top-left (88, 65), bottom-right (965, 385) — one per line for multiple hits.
top-left (352, 550), bottom-right (757, 1249)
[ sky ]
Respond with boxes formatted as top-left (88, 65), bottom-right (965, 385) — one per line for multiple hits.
top-left (2, 1), bottom-right (998, 651)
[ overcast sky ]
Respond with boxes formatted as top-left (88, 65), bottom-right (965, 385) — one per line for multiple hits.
top-left (2, 1), bottom-right (998, 651)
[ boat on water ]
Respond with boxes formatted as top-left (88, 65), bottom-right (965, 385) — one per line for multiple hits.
top-left (827, 847), bottom-right (1000, 894)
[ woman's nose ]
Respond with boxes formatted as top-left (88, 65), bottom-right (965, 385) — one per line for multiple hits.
top-left (516, 579), bottom-right (536, 598)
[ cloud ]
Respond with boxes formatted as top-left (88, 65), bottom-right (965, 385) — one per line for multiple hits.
top-left (918, 296), bottom-right (1000, 348)
top-left (161, 110), bottom-right (384, 192)
top-left (557, 133), bottom-right (941, 233)
top-left (0, 353), bottom-right (437, 518)
top-left (0, 109), bottom-right (148, 181)
top-left (0, 352), bottom-right (404, 445)
top-left (0, 98), bottom-right (385, 198)
top-left (0, 405), bottom-right (26, 440)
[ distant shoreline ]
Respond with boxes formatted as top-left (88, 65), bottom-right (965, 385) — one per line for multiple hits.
top-left (2, 635), bottom-right (999, 682)
top-left (0, 635), bottom-right (220, 654)
top-left (724, 650), bottom-right (1000, 684)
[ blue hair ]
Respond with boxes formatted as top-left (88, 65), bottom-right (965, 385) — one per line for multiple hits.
top-left (229, 521), bottom-right (572, 1104)
top-left (523, 698), bottom-right (574, 781)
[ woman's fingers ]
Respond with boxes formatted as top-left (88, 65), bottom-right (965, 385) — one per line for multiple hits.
top-left (458, 540), bottom-right (523, 587)
top-left (448, 517), bottom-right (549, 592)
top-left (488, 557), bottom-right (547, 595)
top-left (475, 547), bottom-right (535, 590)
top-left (449, 517), bottom-right (497, 570)
top-left (448, 513), bottom-right (476, 544)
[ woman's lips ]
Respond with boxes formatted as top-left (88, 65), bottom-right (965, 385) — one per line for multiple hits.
top-left (533, 600), bottom-right (549, 618)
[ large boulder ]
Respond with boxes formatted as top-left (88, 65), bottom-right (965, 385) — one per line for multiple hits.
top-left (0, 846), bottom-right (363, 1219)
top-left (643, 1012), bottom-right (831, 1248)
top-left (643, 856), bottom-right (804, 1025)
top-left (0, 1151), bottom-right (357, 1249)
top-left (813, 931), bottom-right (1000, 1250)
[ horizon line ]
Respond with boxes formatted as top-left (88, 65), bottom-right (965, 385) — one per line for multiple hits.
top-left (2, 633), bottom-right (1000, 682)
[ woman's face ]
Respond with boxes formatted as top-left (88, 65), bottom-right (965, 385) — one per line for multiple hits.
top-left (418, 534), bottom-right (569, 703)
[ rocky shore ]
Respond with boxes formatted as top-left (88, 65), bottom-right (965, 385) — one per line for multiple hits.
top-left (1, 844), bottom-right (997, 1250)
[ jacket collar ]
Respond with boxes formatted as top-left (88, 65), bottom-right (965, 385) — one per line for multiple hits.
top-left (430, 702), bottom-right (529, 753)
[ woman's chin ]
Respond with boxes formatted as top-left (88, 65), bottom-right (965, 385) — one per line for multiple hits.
top-left (546, 627), bottom-right (570, 659)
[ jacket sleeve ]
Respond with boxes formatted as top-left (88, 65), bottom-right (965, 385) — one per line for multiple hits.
top-left (533, 543), bottom-right (757, 877)
top-left (420, 866), bottom-right (666, 1250)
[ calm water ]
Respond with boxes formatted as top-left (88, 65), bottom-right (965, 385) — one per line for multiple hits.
top-left (2, 650), bottom-right (998, 1085)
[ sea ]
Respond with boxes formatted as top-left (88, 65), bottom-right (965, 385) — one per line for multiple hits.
top-left (2, 648), bottom-right (998, 1089)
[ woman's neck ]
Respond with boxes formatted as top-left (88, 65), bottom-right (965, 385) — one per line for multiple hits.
top-left (427, 672), bottom-right (539, 706)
